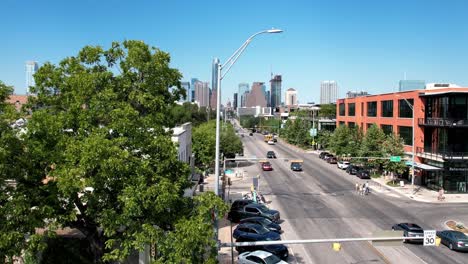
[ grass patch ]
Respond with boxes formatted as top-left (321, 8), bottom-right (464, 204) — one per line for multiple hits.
top-left (446, 221), bottom-right (468, 233)
top-left (386, 180), bottom-right (401, 187)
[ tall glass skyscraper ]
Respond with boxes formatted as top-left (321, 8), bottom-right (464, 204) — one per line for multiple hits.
top-left (320, 81), bottom-right (338, 104)
top-left (238, 83), bottom-right (250, 107)
top-left (270, 75), bottom-right (282, 108)
top-left (399, 80), bottom-right (425, 91)
top-left (26, 61), bottom-right (39, 94)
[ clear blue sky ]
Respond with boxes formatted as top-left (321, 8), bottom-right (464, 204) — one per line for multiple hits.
top-left (1, 0), bottom-right (468, 104)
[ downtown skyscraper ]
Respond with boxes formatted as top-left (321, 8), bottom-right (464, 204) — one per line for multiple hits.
top-left (320, 81), bottom-right (338, 104)
top-left (26, 61), bottom-right (39, 94)
top-left (238, 83), bottom-right (250, 107)
top-left (270, 75), bottom-right (282, 108)
top-left (194, 81), bottom-right (210, 107)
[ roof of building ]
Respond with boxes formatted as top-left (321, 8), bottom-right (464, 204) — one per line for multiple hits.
top-left (287, 88), bottom-right (296, 91)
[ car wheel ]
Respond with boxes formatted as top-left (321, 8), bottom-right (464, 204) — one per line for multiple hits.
top-left (449, 243), bottom-right (453, 250)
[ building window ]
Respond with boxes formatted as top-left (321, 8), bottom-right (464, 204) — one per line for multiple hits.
top-left (381, 100), bottom-right (393, 117)
top-left (339, 121), bottom-right (345, 126)
top-left (398, 126), bottom-right (413, 145)
top-left (361, 102), bottom-right (364, 116)
top-left (367, 123), bottom-right (374, 129)
top-left (381, 124), bottom-right (393, 135)
top-left (348, 122), bottom-right (355, 128)
top-left (339, 103), bottom-right (345, 116)
top-left (399, 99), bottom-right (413, 118)
top-left (348, 103), bottom-right (355, 116)
top-left (367, 101), bottom-right (377, 117)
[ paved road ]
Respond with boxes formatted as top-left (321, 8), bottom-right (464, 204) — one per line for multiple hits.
top-left (238, 131), bottom-right (468, 264)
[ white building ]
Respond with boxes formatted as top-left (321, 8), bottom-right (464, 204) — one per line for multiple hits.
top-left (285, 88), bottom-right (297, 106)
top-left (26, 61), bottom-right (38, 94)
top-left (171, 122), bottom-right (192, 164)
top-left (320, 81), bottom-right (338, 104)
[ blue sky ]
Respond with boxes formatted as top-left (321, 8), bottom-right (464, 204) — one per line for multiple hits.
top-left (1, 0), bottom-right (468, 104)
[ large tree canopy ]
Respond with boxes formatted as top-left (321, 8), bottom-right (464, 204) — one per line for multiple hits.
top-left (0, 41), bottom-right (226, 263)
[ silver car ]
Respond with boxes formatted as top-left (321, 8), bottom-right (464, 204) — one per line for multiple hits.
top-left (337, 161), bottom-right (350, 170)
top-left (238, 250), bottom-right (288, 264)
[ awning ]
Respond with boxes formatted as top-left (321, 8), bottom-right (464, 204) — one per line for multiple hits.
top-left (405, 161), bottom-right (442, 171)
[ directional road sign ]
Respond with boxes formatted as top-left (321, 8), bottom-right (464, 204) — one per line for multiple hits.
top-left (390, 156), bottom-right (401, 162)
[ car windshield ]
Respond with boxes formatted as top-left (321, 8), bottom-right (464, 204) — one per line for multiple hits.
top-left (264, 254), bottom-right (282, 264)
top-left (257, 204), bottom-right (269, 212)
top-left (255, 225), bottom-right (271, 235)
top-left (452, 232), bottom-right (468, 239)
top-left (263, 162), bottom-right (271, 166)
top-left (259, 218), bottom-right (272, 225)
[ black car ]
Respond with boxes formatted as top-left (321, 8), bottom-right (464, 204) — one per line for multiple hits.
top-left (230, 199), bottom-right (255, 211)
top-left (228, 203), bottom-right (280, 223)
top-left (266, 151), bottom-right (276, 159)
top-left (290, 161), bottom-right (303, 171)
top-left (346, 165), bottom-right (360, 175)
top-left (437, 230), bottom-right (468, 251)
top-left (323, 154), bottom-right (334, 162)
top-left (319, 152), bottom-right (330, 159)
top-left (233, 223), bottom-right (281, 241)
top-left (249, 132), bottom-right (253, 136)
top-left (392, 223), bottom-right (424, 243)
top-left (356, 168), bottom-right (371, 179)
top-left (239, 217), bottom-right (282, 233)
top-left (236, 236), bottom-right (289, 260)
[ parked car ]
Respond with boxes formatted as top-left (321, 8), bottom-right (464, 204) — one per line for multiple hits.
top-left (273, 138), bottom-right (278, 143)
top-left (240, 217), bottom-right (282, 233)
top-left (262, 161), bottom-right (273, 171)
top-left (233, 223), bottom-right (281, 241)
top-left (319, 152), bottom-right (330, 159)
top-left (267, 140), bottom-right (275, 145)
top-left (323, 154), bottom-right (334, 162)
top-left (290, 160), bottom-right (303, 171)
top-left (267, 151), bottom-right (277, 159)
top-left (238, 250), bottom-right (288, 264)
top-left (231, 199), bottom-right (255, 211)
top-left (228, 203), bottom-right (280, 223)
top-left (327, 157), bottom-right (338, 164)
top-left (236, 237), bottom-right (289, 260)
top-left (392, 223), bottom-right (424, 243)
top-left (337, 161), bottom-right (350, 170)
top-left (437, 230), bottom-right (468, 251)
top-left (356, 168), bottom-right (371, 179)
top-left (249, 132), bottom-right (253, 136)
top-left (346, 165), bottom-right (360, 175)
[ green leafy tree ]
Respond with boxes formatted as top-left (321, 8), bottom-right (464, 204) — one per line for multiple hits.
top-left (318, 104), bottom-right (336, 118)
top-left (282, 117), bottom-right (311, 147)
top-left (240, 116), bottom-right (259, 130)
top-left (316, 129), bottom-right (332, 149)
top-left (382, 133), bottom-right (407, 177)
top-left (170, 102), bottom-right (212, 127)
top-left (329, 125), bottom-right (362, 157)
top-left (1, 42), bottom-right (226, 263)
top-left (359, 124), bottom-right (387, 167)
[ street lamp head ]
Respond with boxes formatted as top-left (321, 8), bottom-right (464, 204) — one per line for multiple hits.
top-left (267, 28), bottom-right (283, 34)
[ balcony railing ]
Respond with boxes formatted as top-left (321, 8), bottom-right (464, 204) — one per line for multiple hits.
top-left (418, 118), bottom-right (468, 127)
top-left (417, 147), bottom-right (468, 160)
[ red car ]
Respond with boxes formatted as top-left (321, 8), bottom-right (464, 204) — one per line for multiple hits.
top-left (262, 162), bottom-right (273, 171)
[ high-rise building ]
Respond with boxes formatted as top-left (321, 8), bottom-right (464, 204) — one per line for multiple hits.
top-left (285, 88), bottom-right (297, 106)
top-left (238, 83), bottom-right (250, 107)
top-left (399, 80), bottom-right (425, 91)
top-left (190, 78), bottom-right (199, 102)
top-left (180, 82), bottom-right (190, 102)
top-left (270, 75), bottom-right (282, 108)
top-left (26, 61), bottom-right (39, 94)
top-left (210, 89), bottom-right (217, 110)
top-left (246, 82), bottom-right (267, 107)
top-left (233, 93), bottom-right (238, 110)
top-left (194, 81), bottom-right (210, 107)
top-left (320, 81), bottom-right (338, 104)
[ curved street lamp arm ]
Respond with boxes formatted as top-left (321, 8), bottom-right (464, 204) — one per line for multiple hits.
top-left (221, 30), bottom-right (270, 70)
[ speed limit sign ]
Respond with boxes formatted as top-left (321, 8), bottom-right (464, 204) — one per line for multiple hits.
top-left (424, 230), bottom-right (436, 246)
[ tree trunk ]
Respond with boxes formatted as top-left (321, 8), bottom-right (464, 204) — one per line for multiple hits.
top-left (86, 227), bottom-right (105, 263)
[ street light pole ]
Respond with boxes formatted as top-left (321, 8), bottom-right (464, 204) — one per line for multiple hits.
top-left (214, 29), bottom-right (283, 197)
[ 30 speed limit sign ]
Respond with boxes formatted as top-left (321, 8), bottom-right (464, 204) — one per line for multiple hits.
top-left (424, 230), bottom-right (436, 246)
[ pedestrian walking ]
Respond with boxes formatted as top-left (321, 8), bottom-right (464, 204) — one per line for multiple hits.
top-left (358, 184), bottom-right (363, 196)
top-left (364, 181), bottom-right (369, 195)
top-left (355, 182), bottom-right (359, 194)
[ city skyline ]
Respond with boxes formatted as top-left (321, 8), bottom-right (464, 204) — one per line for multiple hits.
top-left (1, 1), bottom-right (468, 104)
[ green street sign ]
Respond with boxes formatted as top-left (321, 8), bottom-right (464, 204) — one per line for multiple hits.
top-left (390, 156), bottom-right (401, 162)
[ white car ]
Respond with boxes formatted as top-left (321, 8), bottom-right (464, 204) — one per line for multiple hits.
top-left (238, 250), bottom-right (288, 264)
top-left (337, 161), bottom-right (350, 170)
top-left (267, 140), bottom-right (275, 145)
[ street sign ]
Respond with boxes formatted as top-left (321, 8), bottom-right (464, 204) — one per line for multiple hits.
top-left (309, 128), bottom-right (317, 137)
top-left (390, 156), bottom-right (401, 162)
top-left (424, 230), bottom-right (436, 246)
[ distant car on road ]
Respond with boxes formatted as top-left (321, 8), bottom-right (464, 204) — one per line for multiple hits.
top-left (267, 140), bottom-right (275, 145)
top-left (437, 230), bottom-right (468, 251)
top-left (240, 217), bottom-right (282, 233)
top-left (346, 164), bottom-right (360, 175)
top-left (228, 203), bottom-right (280, 223)
top-left (337, 160), bottom-right (350, 169)
top-left (267, 151), bottom-right (277, 159)
top-left (238, 250), bottom-right (288, 264)
top-left (392, 223), bottom-right (424, 243)
top-left (327, 157), bottom-right (338, 164)
top-left (261, 161), bottom-right (273, 171)
top-left (233, 223), bottom-right (281, 241)
top-left (290, 160), bottom-right (303, 171)
top-left (319, 152), bottom-right (330, 159)
top-left (356, 168), bottom-right (371, 179)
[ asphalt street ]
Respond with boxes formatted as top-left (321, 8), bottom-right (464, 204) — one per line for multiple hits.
top-left (237, 131), bottom-right (468, 264)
